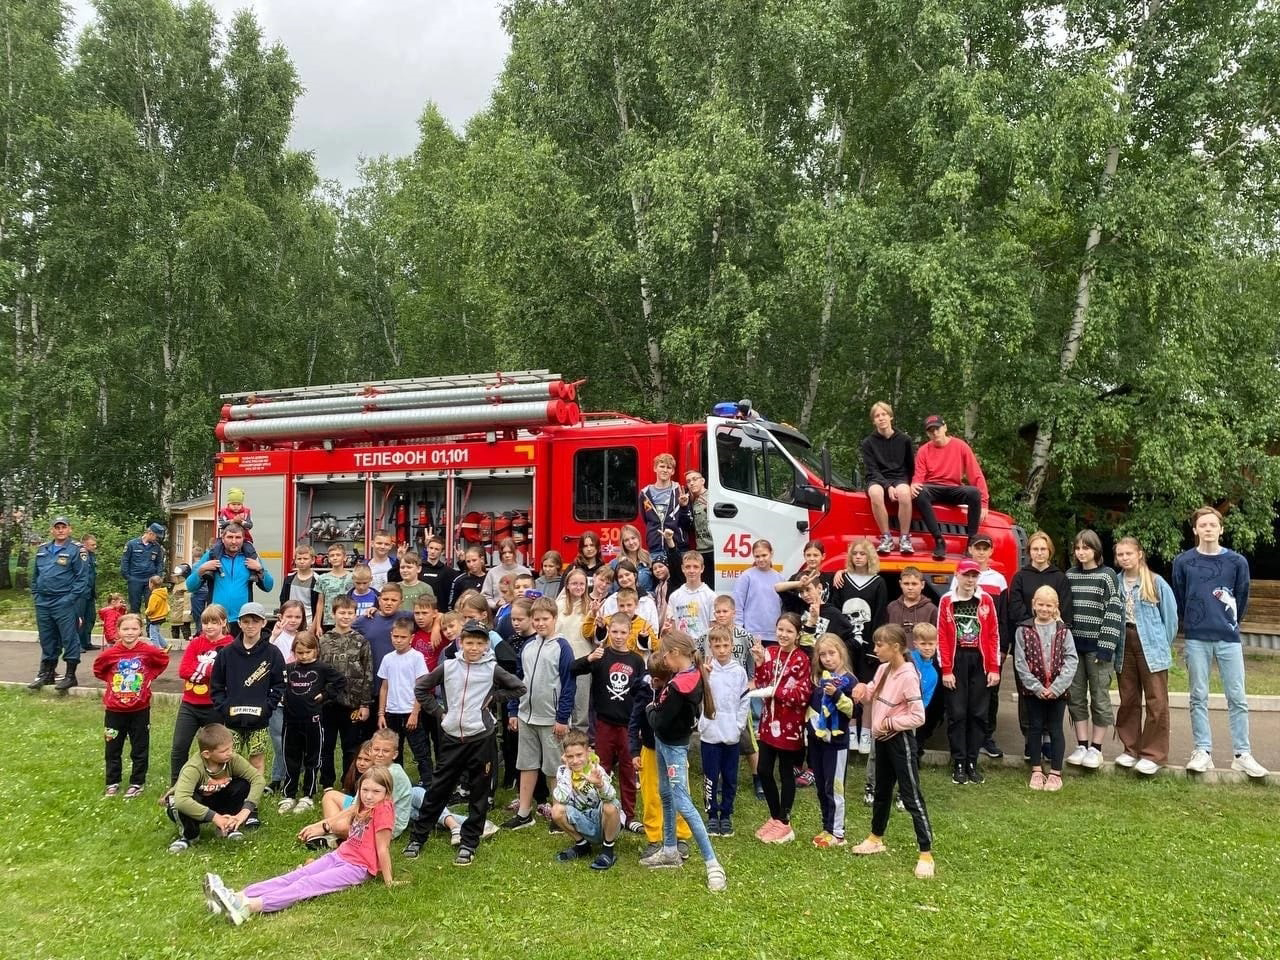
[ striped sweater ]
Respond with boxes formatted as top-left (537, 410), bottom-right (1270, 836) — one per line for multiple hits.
top-left (1065, 565), bottom-right (1125, 659)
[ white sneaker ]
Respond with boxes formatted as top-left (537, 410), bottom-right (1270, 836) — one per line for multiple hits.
top-left (481, 819), bottom-right (499, 840)
top-left (276, 798), bottom-right (296, 814)
top-left (1185, 749), bottom-right (1215, 773)
top-left (1081, 747), bottom-right (1103, 769)
top-left (706, 861), bottom-right (727, 892)
top-left (1114, 752), bottom-right (1137, 769)
top-left (293, 797), bottom-right (314, 814)
top-left (1065, 745), bottom-right (1088, 766)
top-left (1134, 759), bottom-right (1160, 776)
top-left (858, 730), bottom-right (872, 755)
top-left (1231, 753), bottom-right (1269, 779)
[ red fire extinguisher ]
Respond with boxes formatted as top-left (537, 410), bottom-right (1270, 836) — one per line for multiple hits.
top-left (394, 492), bottom-right (410, 545)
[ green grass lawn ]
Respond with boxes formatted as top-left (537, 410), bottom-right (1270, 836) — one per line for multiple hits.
top-left (1166, 650), bottom-right (1280, 696)
top-left (1, 689), bottom-right (1277, 959)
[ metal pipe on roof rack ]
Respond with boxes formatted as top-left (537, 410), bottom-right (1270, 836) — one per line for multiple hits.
top-left (215, 399), bottom-right (580, 442)
top-left (222, 380), bottom-right (574, 421)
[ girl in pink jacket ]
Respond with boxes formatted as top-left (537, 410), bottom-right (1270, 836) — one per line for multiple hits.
top-left (849, 624), bottom-right (935, 878)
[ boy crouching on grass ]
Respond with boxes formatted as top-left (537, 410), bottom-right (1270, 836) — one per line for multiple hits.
top-left (167, 723), bottom-right (266, 853)
top-left (550, 730), bottom-right (622, 870)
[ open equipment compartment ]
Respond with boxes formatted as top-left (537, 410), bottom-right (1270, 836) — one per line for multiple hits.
top-left (294, 475), bottom-right (369, 568)
top-left (451, 468), bottom-right (535, 568)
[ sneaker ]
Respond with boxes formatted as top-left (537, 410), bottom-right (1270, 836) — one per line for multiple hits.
top-left (895, 798), bottom-right (906, 812)
top-left (931, 540), bottom-right (946, 561)
top-left (454, 847), bottom-right (474, 867)
top-left (980, 739), bottom-right (1004, 759)
top-left (812, 831), bottom-right (834, 848)
top-left (123, 784), bottom-right (144, 799)
top-left (202, 873), bottom-right (224, 915)
top-left (639, 841), bottom-right (662, 859)
top-left (263, 781), bottom-right (279, 796)
top-left (706, 861), bottom-right (727, 892)
top-left (168, 837), bottom-right (193, 854)
top-left (277, 798), bottom-right (296, 815)
top-left (1081, 746), bottom-right (1103, 769)
top-left (1232, 753), bottom-right (1269, 779)
top-left (1043, 773), bottom-right (1063, 792)
top-left (768, 822), bottom-right (795, 844)
top-left (293, 797), bottom-right (314, 814)
top-left (899, 535), bottom-right (914, 555)
top-left (505, 797), bottom-right (521, 812)
top-left (914, 856), bottom-right (936, 879)
top-left (719, 817), bottom-right (735, 838)
top-left (858, 730), bottom-right (872, 755)
top-left (224, 830), bottom-right (244, 842)
top-left (753, 778), bottom-right (766, 800)
top-left (706, 818), bottom-right (722, 837)
top-left (501, 812), bottom-right (535, 830)
top-left (639, 846), bottom-right (683, 869)
top-left (951, 761), bottom-right (968, 785)
top-left (625, 819), bottom-right (645, 834)
top-left (211, 882), bottom-right (249, 926)
top-left (403, 840), bottom-right (423, 858)
top-left (481, 820), bottom-right (499, 840)
top-left (676, 840), bottom-right (691, 859)
top-left (794, 768), bottom-right (815, 787)
top-left (536, 802), bottom-right (554, 821)
top-left (828, 834), bottom-right (847, 847)
top-left (863, 786), bottom-right (874, 807)
top-left (1185, 749), bottom-right (1215, 773)
top-left (449, 824), bottom-right (463, 846)
top-left (242, 815), bottom-right (261, 831)
top-left (1066, 745), bottom-right (1088, 766)
top-left (1114, 752), bottom-right (1138, 769)
top-left (104, 784), bottom-right (120, 798)
top-left (590, 847), bottom-right (617, 870)
top-left (1029, 770), bottom-right (1046, 790)
top-left (877, 533), bottom-right (894, 555)
top-left (304, 833), bottom-right (338, 850)
top-left (755, 818), bottom-right (780, 841)
top-left (556, 842), bottom-right (593, 862)
top-left (1135, 758), bottom-right (1160, 776)
top-left (851, 837), bottom-right (887, 855)
top-left (966, 762), bottom-right (984, 784)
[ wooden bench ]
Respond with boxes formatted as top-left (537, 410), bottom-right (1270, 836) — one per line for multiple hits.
top-left (1241, 580), bottom-right (1280, 651)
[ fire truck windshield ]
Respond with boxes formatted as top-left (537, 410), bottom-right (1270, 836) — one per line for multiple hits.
top-left (772, 432), bottom-right (855, 491)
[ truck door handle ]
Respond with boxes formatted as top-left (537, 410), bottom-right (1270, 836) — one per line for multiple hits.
top-left (796, 520), bottom-right (809, 533)
top-left (562, 534), bottom-right (579, 542)
top-left (713, 502), bottom-right (738, 518)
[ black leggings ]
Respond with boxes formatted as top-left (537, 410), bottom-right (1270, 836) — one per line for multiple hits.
top-left (1023, 694), bottom-right (1067, 769)
top-left (871, 731), bottom-right (932, 852)
top-left (757, 742), bottom-right (805, 823)
top-left (170, 702), bottom-right (222, 784)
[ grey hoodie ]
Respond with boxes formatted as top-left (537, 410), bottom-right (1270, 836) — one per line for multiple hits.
top-left (414, 646), bottom-right (526, 741)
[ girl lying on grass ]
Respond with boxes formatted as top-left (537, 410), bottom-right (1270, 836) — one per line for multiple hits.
top-left (203, 765), bottom-right (399, 924)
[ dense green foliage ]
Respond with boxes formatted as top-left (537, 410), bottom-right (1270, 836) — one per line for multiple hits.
top-left (3, 0), bottom-right (1279, 562)
top-left (1, 688), bottom-right (1278, 959)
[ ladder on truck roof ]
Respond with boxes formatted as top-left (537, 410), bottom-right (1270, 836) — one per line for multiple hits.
top-left (219, 370), bottom-right (564, 403)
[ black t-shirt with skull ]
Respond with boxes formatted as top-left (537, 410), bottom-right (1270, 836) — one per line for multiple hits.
top-left (571, 647), bottom-right (646, 726)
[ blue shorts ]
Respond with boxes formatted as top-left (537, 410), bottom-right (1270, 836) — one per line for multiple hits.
top-left (341, 794), bottom-right (354, 811)
top-left (565, 804), bottom-right (604, 842)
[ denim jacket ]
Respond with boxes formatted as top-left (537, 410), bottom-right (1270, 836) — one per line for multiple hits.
top-left (1115, 572), bottom-right (1178, 673)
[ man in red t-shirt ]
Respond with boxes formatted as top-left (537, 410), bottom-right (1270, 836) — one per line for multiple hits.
top-left (910, 414), bottom-right (989, 560)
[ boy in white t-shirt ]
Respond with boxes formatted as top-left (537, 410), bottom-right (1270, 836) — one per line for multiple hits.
top-left (664, 551), bottom-right (716, 644)
top-left (377, 615), bottom-right (432, 786)
top-left (368, 530), bottom-right (398, 592)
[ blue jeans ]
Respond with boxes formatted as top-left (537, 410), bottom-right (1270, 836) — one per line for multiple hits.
top-left (269, 709), bottom-right (287, 783)
top-left (1184, 638), bottom-right (1250, 754)
top-left (655, 739), bottom-right (715, 863)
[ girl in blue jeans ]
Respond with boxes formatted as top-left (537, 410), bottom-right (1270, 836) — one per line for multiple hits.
top-left (640, 630), bottom-right (728, 892)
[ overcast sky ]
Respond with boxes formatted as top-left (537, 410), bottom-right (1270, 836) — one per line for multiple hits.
top-left (67, 0), bottom-right (510, 186)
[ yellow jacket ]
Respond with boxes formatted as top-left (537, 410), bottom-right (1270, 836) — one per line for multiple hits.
top-left (581, 611), bottom-right (658, 655)
top-left (146, 587), bottom-right (170, 624)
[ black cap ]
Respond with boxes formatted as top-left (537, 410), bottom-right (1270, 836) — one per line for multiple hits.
top-left (923, 414), bottom-right (945, 430)
top-left (970, 533), bottom-right (993, 547)
top-left (461, 619), bottom-right (490, 637)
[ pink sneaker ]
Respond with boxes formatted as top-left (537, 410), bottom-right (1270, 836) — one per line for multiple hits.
top-left (755, 819), bottom-right (780, 841)
top-left (1044, 772), bottom-right (1063, 792)
top-left (1029, 770), bottom-right (1046, 790)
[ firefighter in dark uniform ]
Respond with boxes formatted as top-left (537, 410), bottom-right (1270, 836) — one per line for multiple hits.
top-left (121, 522), bottom-right (166, 613)
top-left (28, 516), bottom-right (90, 691)
top-left (78, 533), bottom-right (100, 650)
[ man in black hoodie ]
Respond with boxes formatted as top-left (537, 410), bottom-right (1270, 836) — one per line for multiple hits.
top-left (211, 602), bottom-right (286, 792)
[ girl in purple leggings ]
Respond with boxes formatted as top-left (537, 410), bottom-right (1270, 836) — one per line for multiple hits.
top-left (204, 766), bottom-right (398, 924)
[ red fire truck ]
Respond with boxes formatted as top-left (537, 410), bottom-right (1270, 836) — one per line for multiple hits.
top-left (212, 371), bottom-right (1025, 600)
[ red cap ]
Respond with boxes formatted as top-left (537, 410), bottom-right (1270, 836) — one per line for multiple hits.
top-left (956, 559), bottom-right (981, 575)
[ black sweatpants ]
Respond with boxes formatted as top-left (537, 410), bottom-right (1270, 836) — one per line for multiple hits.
top-left (945, 648), bottom-right (990, 764)
top-left (283, 711), bottom-right (324, 800)
top-left (916, 696), bottom-right (946, 759)
top-left (915, 484), bottom-right (982, 541)
top-left (172, 777), bottom-right (251, 841)
top-left (384, 712), bottom-right (434, 790)
top-left (757, 742), bottom-right (805, 824)
top-left (1023, 694), bottom-right (1068, 769)
top-left (105, 707), bottom-right (151, 787)
top-left (320, 702), bottom-right (367, 790)
top-left (408, 732), bottom-right (497, 851)
top-left (870, 731), bottom-right (932, 852)
top-left (169, 702), bottom-right (222, 784)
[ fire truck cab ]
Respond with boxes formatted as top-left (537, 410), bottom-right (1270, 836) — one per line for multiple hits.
top-left (211, 371), bottom-right (1024, 603)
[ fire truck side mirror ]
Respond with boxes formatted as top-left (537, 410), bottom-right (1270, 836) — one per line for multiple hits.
top-left (792, 484), bottom-right (828, 512)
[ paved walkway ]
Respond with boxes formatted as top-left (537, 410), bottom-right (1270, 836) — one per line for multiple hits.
top-left (3, 638), bottom-right (1277, 781)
